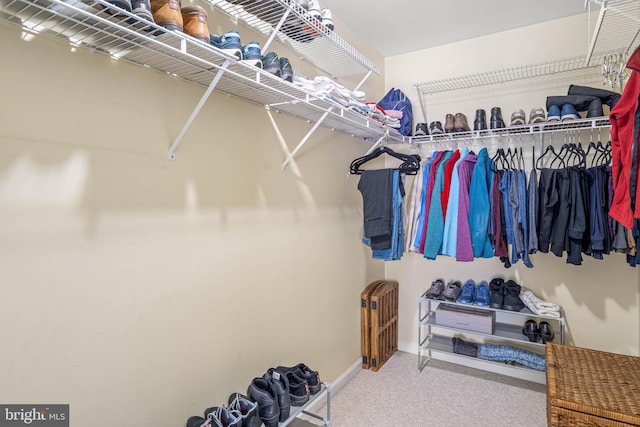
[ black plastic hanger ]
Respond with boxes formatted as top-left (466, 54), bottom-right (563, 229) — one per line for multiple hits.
top-left (349, 146), bottom-right (421, 175)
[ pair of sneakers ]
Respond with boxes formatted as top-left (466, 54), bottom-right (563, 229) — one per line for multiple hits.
top-left (425, 279), bottom-right (462, 302)
top-left (262, 52), bottom-right (294, 82)
top-left (456, 280), bottom-right (490, 306)
top-left (510, 107), bottom-right (545, 126)
top-left (547, 104), bottom-right (580, 122)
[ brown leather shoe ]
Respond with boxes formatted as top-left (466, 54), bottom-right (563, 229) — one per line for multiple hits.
top-left (150, 0), bottom-right (183, 31)
top-left (454, 113), bottom-right (470, 132)
top-left (444, 113), bottom-right (455, 133)
top-left (181, 5), bottom-right (209, 43)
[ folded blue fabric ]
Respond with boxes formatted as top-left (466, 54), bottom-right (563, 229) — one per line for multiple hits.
top-left (479, 343), bottom-right (546, 371)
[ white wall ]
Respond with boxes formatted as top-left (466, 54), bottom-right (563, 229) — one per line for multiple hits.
top-left (0, 8), bottom-right (386, 426)
top-left (384, 13), bottom-right (640, 357)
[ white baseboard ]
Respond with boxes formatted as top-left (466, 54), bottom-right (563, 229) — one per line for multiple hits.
top-left (303, 358), bottom-right (361, 414)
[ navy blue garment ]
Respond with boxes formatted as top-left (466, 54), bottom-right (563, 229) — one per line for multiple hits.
top-left (566, 167), bottom-right (586, 265)
top-left (528, 168), bottom-right (539, 255)
top-left (587, 167), bottom-right (605, 259)
top-left (550, 168), bottom-right (571, 257)
top-left (517, 169), bottom-right (534, 268)
top-left (537, 168), bottom-right (559, 253)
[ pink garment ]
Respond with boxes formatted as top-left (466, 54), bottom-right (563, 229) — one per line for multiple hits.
top-left (384, 110), bottom-right (404, 120)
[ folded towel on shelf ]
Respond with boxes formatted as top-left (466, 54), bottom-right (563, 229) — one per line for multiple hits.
top-left (520, 287), bottom-right (561, 317)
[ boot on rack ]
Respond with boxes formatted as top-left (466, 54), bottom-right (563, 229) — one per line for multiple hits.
top-left (150, 0), bottom-right (183, 31)
top-left (568, 84), bottom-right (621, 109)
top-left (454, 112), bottom-right (470, 132)
top-left (474, 109), bottom-right (487, 131)
top-left (490, 107), bottom-right (505, 129)
top-left (545, 95), bottom-right (598, 113)
top-left (181, 5), bottom-right (210, 43)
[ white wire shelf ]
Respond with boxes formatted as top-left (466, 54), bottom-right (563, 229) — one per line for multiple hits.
top-left (409, 117), bottom-right (611, 144)
top-left (0, 0), bottom-right (399, 149)
top-left (586, 0), bottom-right (640, 65)
top-left (414, 51), bottom-right (624, 96)
top-left (206, 0), bottom-right (380, 77)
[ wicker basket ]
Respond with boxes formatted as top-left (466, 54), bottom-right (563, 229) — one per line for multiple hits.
top-left (546, 342), bottom-right (640, 426)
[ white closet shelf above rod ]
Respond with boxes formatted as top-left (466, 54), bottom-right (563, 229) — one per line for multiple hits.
top-left (409, 116), bottom-right (611, 145)
top-left (414, 50), bottom-right (625, 96)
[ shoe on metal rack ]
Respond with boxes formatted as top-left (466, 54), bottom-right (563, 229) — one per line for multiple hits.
top-left (415, 122), bottom-right (429, 136)
top-left (440, 281), bottom-right (462, 302)
top-left (247, 377), bottom-right (280, 427)
top-left (528, 107), bottom-right (545, 124)
top-left (474, 281), bottom-right (490, 307)
top-left (444, 113), bottom-right (455, 133)
top-left (560, 103), bottom-right (579, 121)
top-left (306, 0), bottom-right (322, 22)
top-left (456, 280), bottom-right (475, 304)
top-left (275, 363), bottom-right (321, 395)
top-left (539, 321), bottom-right (555, 344)
top-left (279, 57), bottom-right (293, 82)
top-left (262, 52), bottom-right (281, 77)
top-left (587, 98), bottom-right (604, 118)
top-left (502, 280), bottom-right (525, 312)
top-left (474, 109), bottom-right (487, 131)
top-left (203, 407), bottom-right (241, 427)
top-left (210, 30), bottom-right (242, 60)
top-left (522, 319), bottom-right (539, 342)
top-left (264, 368), bottom-right (291, 422)
top-left (181, 5), bottom-right (210, 43)
top-left (241, 41), bottom-right (262, 68)
top-left (129, 0), bottom-right (153, 24)
top-left (285, 371), bottom-right (310, 406)
top-left (150, 0), bottom-right (182, 31)
top-left (490, 107), bottom-right (505, 129)
top-left (547, 104), bottom-right (561, 122)
top-left (321, 8), bottom-right (334, 31)
top-left (510, 109), bottom-right (526, 126)
top-left (489, 278), bottom-right (504, 309)
top-left (429, 121), bottom-right (444, 135)
top-left (228, 393), bottom-right (261, 427)
top-left (187, 415), bottom-right (222, 427)
top-left (454, 112), bottom-right (470, 132)
top-left (425, 279), bottom-right (445, 299)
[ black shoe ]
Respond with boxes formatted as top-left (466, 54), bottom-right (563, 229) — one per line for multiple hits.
top-left (279, 57), bottom-right (293, 82)
top-left (203, 407), bottom-right (241, 427)
top-left (474, 109), bottom-right (487, 131)
top-left (285, 371), bottom-right (310, 406)
top-left (187, 416), bottom-right (216, 427)
top-left (264, 368), bottom-right (291, 422)
top-left (276, 363), bottom-right (321, 395)
top-left (415, 122), bottom-right (429, 136)
top-left (587, 98), bottom-right (604, 118)
top-left (262, 52), bottom-right (281, 77)
top-left (490, 107), bottom-right (505, 129)
top-left (228, 393), bottom-right (261, 427)
top-left (247, 377), bottom-right (280, 427)
top-left (503, 280), bottom-right (525, 312)
top-left (522, 320), bottom-right (539, 342)
top-left (489, 278), bottom-right (504, 309)
top-left (429, 121), bottom-right (444, 135)
top-left (568, 84), bottom-right (621, 109)
top-left (539, 321), bottom-right (555, 344)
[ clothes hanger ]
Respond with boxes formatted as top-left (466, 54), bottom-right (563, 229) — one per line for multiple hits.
top-left (536, 143), bottom-right (564, 170)
top-left (349, 146), bottom-right (421, 175)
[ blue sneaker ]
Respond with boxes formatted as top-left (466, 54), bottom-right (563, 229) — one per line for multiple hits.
top-left (241, 41), bottom-right (262, 68)
top-left (210, 30), bottom-right (242, 60)
top-left (474, 281), bottom-right (490, 307)
top-left (262, 51), bottom-right (281, 77)
top-left (456, 280), bottom-right (475, 304)
top-left (547, 104), bottom-right (561, 122)
top-left (561, 103), bottom-right (579, 121)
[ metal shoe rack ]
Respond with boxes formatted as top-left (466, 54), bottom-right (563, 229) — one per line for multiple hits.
top-left (417, 293), bottom-right (566, 384)
top-left (0, 0), bottom-right (402, 163)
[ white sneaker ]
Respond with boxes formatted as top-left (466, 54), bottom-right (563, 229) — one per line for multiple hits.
top-left (321, 8), bottom-right (333, 31)
top-left (307, 0), bottom-right (322, 22)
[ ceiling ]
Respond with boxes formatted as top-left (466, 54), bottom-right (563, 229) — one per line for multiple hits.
top-left (319, 0), bottom-right (588, 57)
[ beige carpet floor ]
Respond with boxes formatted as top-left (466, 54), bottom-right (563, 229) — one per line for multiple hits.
top-left (311, 351), bottom-right (547, 427)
